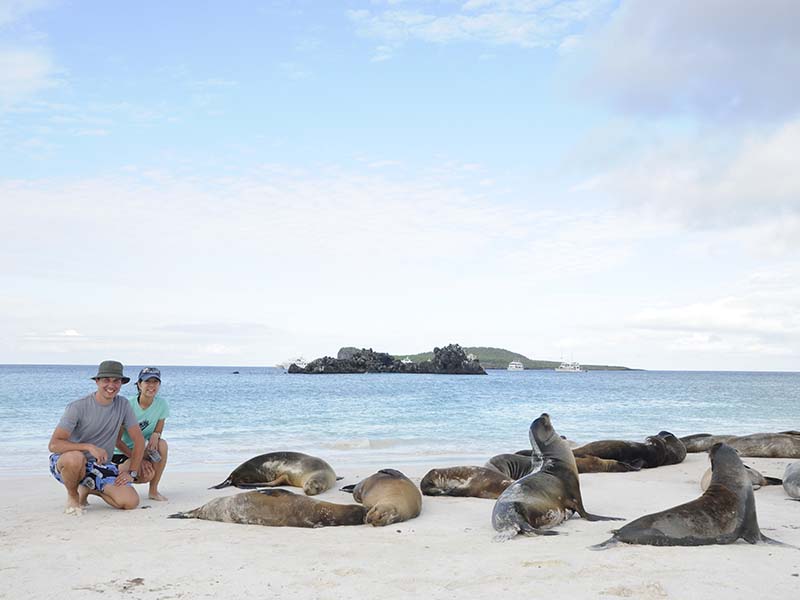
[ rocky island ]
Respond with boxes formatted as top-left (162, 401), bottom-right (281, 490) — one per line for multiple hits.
top-left (288, 343), bottom-right (486, 375)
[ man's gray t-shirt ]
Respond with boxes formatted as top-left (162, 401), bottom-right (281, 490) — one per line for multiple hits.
top-left (57, 393), bottom-right (138, 460)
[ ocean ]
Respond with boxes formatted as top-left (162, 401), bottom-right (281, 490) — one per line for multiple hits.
top-left (1, 364), bottom-right (798, 478)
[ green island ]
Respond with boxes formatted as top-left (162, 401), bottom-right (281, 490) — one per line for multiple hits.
top-left (391, 346), bottom-right (634, 371)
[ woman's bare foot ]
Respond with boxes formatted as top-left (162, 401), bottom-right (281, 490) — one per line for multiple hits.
top-left (148, 490), bottom-right (168, 501)
top-left (64, 503), bottom-right (84, 516)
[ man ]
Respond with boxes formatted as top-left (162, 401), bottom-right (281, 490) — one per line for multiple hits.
top-left (48, 360), bottom-right (146, 513)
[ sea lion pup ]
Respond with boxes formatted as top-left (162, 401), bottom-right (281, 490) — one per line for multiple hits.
top-left (491, 413), bottom-right (621, 541)
top-left (515, 449), bottom-right (640, 473)
top-left (340, 469), bottom-right (422, 526)
top-left (210, 451), bottom-right (337, 495)
top-left (655, 431), bottom-right (687, 465)
top-left (420, 466), bottom-right (514, 499)
top-left (572, 434), bottom-right (668, 468)
top-left (168, 488), bottom-right (366, 528)
top-left (784, 462), bottom-right (800, 499)
top-left (592, 443), bottom-right (793, 549)
top-left (486, 453), bottom-right (539, 479)
top-left (700, 464), bottom-right (782, 491)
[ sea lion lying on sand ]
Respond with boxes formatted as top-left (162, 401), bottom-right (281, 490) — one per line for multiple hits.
top-left (486, 453), bottom-right (539, 479)
top-left (681, 432), bottom-right (800, 456)
top-left (420, 466), bottom-right (514, 499)
top-left (700, 464), bottom-right (782, 491)
top-left (515, 449), bottom-right (641, 473)
top-left (210, 451), bottom-right (338, 495)
top-left (572, 435), bottom-right (668, 469)
top-left (592, 443), bottom-right (794, 549)
top-left (784, 462), bottom-right (800, 500)
top-left (168, 488), bottom-right (366, 528)
top-left (492, 413), bottom-right (621, 541)
top-left (341, 468), bottom-right (422, 526)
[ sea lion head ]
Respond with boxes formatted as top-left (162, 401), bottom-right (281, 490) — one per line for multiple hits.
top-left (708, 443), bottom-right (749, 492)
top-left (529, 413), bottom-right (574, 466)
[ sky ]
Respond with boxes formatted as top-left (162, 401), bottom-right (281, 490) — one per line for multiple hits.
top-left (1, 0), bottom-right (799, 371)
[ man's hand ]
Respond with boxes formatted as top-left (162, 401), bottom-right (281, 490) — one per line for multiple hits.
top-left (88, 445), bottom-right (108, 464)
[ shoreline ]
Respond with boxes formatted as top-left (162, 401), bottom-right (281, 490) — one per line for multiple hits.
top-left (3, 454), bottom-right (799, 599)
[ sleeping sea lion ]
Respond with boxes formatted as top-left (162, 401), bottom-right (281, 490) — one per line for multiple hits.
top-left (515, 449), bottom-right (640, 473)
top-left (420, 466), bottom-right (514, 499)
top-left (486, 453), bottom-right (539, 479)
top-left (572, 435), bottom-right (668, 468)
top-left (592, 443), bottom-right (793, 549)
top-left (700, 464), bottom-right (782, 491)
top-left (210, 451), bottom-right (337, 495)
top-left (168, 488), bottom-right (366, 527)
top-left (784, 462), bottom-right (800, 499)
top-left (655, 431), bottom-right (687, 465)
top-left (341, 468), bottom-right (421, 526)
top-left (681, 432), bottom-right (800, 456)
top-left (491, 413), bottom-right (621, 541)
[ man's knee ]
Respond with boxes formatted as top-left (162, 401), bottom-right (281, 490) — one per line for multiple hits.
top-left (58, 451), bottom-right (86, 473)
top-left (108, 487), bottom-right (140, 510)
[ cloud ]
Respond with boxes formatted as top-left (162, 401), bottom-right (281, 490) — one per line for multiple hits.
top-left (0, 48), bottom-right (56, 106)
top-left (576, 0), bottom-right (800, 120)
top-left (348, 0), bottom-right (613, 50)
top-left (0, 0), bottom-right (53, 27)
top-left (572, 118), bottom-right (800, 246)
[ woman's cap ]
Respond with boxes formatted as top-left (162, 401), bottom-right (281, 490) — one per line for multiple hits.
top-left (91, 360), bottom-right (131, 384)
top-left (138, 367), bottom-right (161, 382)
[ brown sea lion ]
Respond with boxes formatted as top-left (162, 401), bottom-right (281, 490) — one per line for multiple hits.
top-left (655, 431), bottom-right (687, 465)
top-left (514, 449), bottom-right (640, 473)
top-left (491, 413), bottom-right (622, 541)
top-left (420, 466), bottom-right (514, 499)
top-left (701, 464), bottom-right (782, 491)
top-left (210, 451), bottom-right (337, 495)
top-left (593, 443), bottom-right (794, 549)
top-left (168, 488), bottom-right (366, 527)
top-left (341, 468), bottom-right (421, 526)
top-left (681, 432), bottom-right (800, 456)
top-left (572, 435), bottom-right (668, 468)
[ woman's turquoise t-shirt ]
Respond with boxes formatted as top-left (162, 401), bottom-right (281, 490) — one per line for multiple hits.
top-left (118, 394), bottom-right (170, 450)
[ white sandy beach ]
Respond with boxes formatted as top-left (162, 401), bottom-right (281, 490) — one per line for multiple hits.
top-left (3, 453), bottom-right (799, 600)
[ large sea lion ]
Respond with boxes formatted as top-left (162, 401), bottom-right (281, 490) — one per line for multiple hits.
top-left (592, 443), bottom-right (792, 549)
top-left (681, 432), bottom-right (800, 456)
top-left (784, 462), bottom-right (800, 499)
top-left (700, 464), bottom-right (782, 491)
top-left (655, 431), bottom-right (687, 465)
top-left (515, 449), bottom-right (640, 473)
top-left (491, 413), bottom-right (621, 541)
top-left (572, 435), bottom-right (668, 468)
top-left (168, 488), bottom-right (366, 527)
top-left (341, 468), bottom-right (421, 526)
top-left (420, 466), bottom-right (514, 499)
top-left (210, 451), bottom-right (337, 495)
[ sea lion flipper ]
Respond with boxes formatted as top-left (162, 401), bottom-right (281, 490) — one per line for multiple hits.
top-left (588, 537), bottom-right (620, 550)
top-left (582, 512), bottom-right (624, 522)
top-left (763, 476), bottom-right (783, 486)
top-left (209, 478), bottom-right (232, 490)
top-left (340, 484), bottom-right (356, 493)
top-left (759, 534), bottom-right (800, 550)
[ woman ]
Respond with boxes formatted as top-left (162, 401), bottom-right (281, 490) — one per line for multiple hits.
top-left (114, 367), bottom-right (170, 500)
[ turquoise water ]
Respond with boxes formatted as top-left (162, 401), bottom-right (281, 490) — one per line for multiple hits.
top-left (1, 365), bottom-right (798, 477)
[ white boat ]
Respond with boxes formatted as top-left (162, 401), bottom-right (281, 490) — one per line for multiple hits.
top-left (507, 361), bottom-right (524, 371)
top-left (555, 361), bottom-right (585, 372)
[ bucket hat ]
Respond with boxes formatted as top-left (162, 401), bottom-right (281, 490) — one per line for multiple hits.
top-left (138, 367), bottom-right (161, 382)
top-left (91, 360), bottom-right (130, 384)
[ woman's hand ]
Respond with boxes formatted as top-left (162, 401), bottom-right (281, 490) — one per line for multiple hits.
top-left (147, 433), bottom-right (160, 452)
top-left (139, 460), bottom-right (156, 481)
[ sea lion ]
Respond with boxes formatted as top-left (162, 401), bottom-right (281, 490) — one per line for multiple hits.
top-left (515, 449), bottom-right (640, 473)
top-left (592, 443), bottom-right (792, 549)
top-left (572, 435), bottom-right (668, 468)
top-left (420, 466), bottom-right (514, 499)
top-left (681, 432), bottom-right (800, 456)
top-left (700, 464), bottom-right (782, 491)
top-left (784, 462), bottom-right (800, 499)
top-left (210, 451), bottom-right (337, 495)
top-left (340, 468), bottom-right (422, 526)
top-left (486, 453), bottom-right (539, 479)
top-left (655, 431), bottom-right (687, 465)
top-left (168, 488), bottom-right (366, 527)
top-left (491, 413), bottom-right (621, 541)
